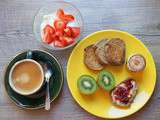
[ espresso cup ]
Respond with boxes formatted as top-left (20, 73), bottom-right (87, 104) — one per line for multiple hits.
top-left (9, 59), bottom-right (44, 96)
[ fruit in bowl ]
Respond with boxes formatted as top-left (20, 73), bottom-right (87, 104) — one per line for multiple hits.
top-left (41, 8), bottom-right (80, 48)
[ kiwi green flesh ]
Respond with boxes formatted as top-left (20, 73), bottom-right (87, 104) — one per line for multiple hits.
top-left (98, 71), bottom-right (115, 91)
top-left (77, 75), bottom-right (97, 94)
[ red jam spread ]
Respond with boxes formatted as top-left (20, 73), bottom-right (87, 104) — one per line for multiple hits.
top-left (112, 79), bottom-right (136, 105)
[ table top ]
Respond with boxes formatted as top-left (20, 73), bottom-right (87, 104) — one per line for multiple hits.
top-left (0, 0), bottom-right (160, 120)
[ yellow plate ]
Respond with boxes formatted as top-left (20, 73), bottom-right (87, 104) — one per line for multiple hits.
top-left (67, 30), bottom-right (156, 119)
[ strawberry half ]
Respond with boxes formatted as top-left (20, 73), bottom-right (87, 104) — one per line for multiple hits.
top-left (60, 36), bottom-right (74, 45)
top-left (55, 30), bottom-right (64, 37)
top-left (51, 34), bottom-right (59, 41)
top-left (54, 40), bottom-right (67, 47)
top-left (71, 27), bottom-right (80, 38)
top-left (43, 25), bottom-right (55, 34)
top-left (43, 32), bottom-right (54, 44)
top-left (56, 8), bottom-right (75, 22)
top-left (60, 14), bottom-right (74, 22)
top-left (56, 8), bottom-right (64, 18)
top-left (54, 19), bottom-right (67, 31)
top-left (64, 26), bottom-right (72, 37)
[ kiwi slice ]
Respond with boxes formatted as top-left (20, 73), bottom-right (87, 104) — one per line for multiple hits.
top-left (77, 75), bottom-right (97, 95)
top-left (97, 70), bottom-right (115, 91)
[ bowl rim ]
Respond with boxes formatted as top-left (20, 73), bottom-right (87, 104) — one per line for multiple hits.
top-left (33, 1), bottom-right (84, 51)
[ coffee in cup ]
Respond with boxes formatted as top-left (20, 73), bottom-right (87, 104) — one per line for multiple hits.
top-left (9, 59), bottom-right (44, 95)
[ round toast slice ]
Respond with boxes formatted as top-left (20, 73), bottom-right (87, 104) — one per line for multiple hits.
top-left (105, 38), bottom-right (126, 65)
top-left (94, 39), bottom-right (109, 64)
top-left (84, 45), bottom-right (103, 70)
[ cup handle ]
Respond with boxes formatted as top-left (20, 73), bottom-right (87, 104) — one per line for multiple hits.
top-left (26, 50), bottom-right (32, 59)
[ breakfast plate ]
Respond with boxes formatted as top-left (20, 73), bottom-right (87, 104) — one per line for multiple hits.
top-left (67, 30), bottom-right (156, 118)
top-left (4, 50), bottom-right (63, 109)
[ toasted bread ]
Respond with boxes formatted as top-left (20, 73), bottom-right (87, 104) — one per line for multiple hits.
top-left (111, 78), bottom-right (137, 107)
top-left (94, 39), bottom-right (109, 64)
top-left (105, 38), bottom-right (125, 65)
top-left (84, 45), bottom-right (103, 70)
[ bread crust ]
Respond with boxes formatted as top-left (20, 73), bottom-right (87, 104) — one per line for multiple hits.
top-left (94, 39), bottom-right (108, 64)
top-left (105, 38), bottom-right (126, 65)
top-left (84, 45), bottom-right (103, 70)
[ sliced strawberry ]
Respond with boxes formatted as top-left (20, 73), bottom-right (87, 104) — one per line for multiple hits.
top-left (54, 40), bottom-right (67, 47)
top-left (60, 36), bottom-right (74, 45)
top-left (55, 30), bottom-right (64, 37)
top-left (54, 19), bottom-right (67, 31)
top-left (60, 14), bottom-right (74, 22)
top-left (43, 25), bottom-right (55, 34)
top-left (51, 34), bottom-right (59, 41)
top-left (71, 27), bottom-right (80, 38)
top-left (57, 8), bottom-right (75, 22)
top-left (43, 32), bottom-right (54, 44)
top-left (54, 40), bottom-right (63, 47)
top-left (64, 26), bottom-right (72, 37)
top-left (57, 8), bottom-right (64, 18)
top-left (65, 37), bottom-right (74, 45)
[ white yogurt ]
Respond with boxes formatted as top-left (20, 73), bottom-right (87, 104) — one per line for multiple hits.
top-left (40, 13), bottom-right (57, 39)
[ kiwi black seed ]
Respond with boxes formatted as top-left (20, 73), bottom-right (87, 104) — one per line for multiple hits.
top-left (77, 75), bottom-right (97, 95)
top-left (97, 70), bottom-right (115, 91)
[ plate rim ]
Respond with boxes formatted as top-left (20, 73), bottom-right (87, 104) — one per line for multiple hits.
top-left (66, 29), bottom-right (157, 119)
top-left (3, 49), bottom-right (64, 110)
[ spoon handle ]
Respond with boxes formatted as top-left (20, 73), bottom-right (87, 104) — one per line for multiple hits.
top-left (45, 80), bottom-right (50, 110)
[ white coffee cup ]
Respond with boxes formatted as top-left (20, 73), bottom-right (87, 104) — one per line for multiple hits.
top-left (9, 59), bottom-right (44, 96)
